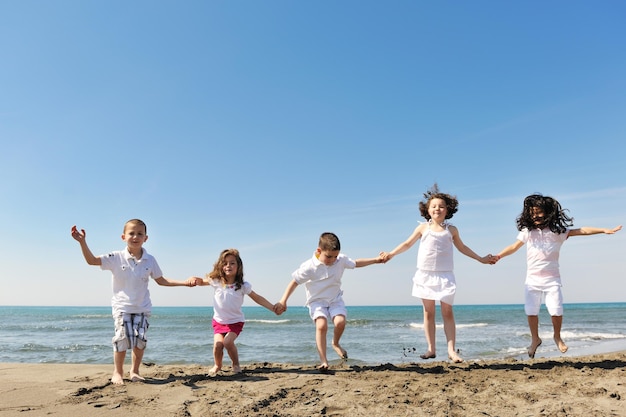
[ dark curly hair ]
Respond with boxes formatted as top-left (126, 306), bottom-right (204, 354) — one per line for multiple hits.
top-left (418, 183), bottom-right (459, 220)
top-left (207, 248), bottom-right (245, 290)
top-left (516, 194), bottom-right (573, 234)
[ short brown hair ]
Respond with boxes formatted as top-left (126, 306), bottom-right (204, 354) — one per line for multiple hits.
top-left (124, 219), bottom-right (147, 233)
top-left (318, 232), bottom-right (340, 251)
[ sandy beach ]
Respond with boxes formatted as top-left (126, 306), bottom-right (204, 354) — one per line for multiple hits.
top-left (1, 352), bottom-right (625, 417)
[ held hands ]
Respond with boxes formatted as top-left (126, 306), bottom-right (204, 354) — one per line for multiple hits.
top-left (184, 277), bottom-right (204, 287)
top-left (273, 302), bottom-right (286, 315)
top-left (379, 252), bottom-right (393, 263)
top-left (374, 254), bottom-right (386, 264)
top-left (481, 254), bottom-right (500, 265)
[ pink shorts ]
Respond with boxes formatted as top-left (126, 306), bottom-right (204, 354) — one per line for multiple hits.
top-left (212, 319), bottom-right (244, 336)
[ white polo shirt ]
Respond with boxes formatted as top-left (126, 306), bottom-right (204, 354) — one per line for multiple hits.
top-left (292, 253), bottom-right (356, 305)
top-left (100, 248), bottom-right (163, 316)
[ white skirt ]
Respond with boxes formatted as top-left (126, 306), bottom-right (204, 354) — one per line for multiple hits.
top-left (411, 270), bottom-right (456, 305)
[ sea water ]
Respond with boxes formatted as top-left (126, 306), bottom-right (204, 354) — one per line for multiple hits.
top-left (1, 303), bottom-right (625, 365)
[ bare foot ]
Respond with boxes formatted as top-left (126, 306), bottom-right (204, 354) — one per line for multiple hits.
top-left (208, 365), bottom-right (220, 377)
top-left (419, 351), bottom-right (436, 359)
top-left (448, 352), bottom-right (463, 363)
top-left (554, 337), bottom-right (568, 353)
top-left (332, 343), bottom-right (348, 359)
top-left (232, 365), bottom-right (242, 374)
top-left (111, 372), bottom-right (124, 385)
top-left (528, 338), bottom-right (542, 359)
top-left (317, 363), bottom-right (329, 373)
top-left (129, 372), bottom-right (144, 382)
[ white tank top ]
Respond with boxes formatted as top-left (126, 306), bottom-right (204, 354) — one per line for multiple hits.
top-left (417, 222), bottom-right (454, 272)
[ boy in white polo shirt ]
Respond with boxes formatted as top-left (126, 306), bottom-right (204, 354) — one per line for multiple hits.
top-left (71, 219), bottom-right (196, 385)
top-left (276, 232), bottom-right (383, 370)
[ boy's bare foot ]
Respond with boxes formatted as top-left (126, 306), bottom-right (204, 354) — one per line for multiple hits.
top-left (419, 351), bottom-right (436, 359)
top-left (111, 372), bottom-right (124, 385)
top-left (208, 365), bottom-right (220, 377)
top-left (129, 372), bottom-right (144, 382)
top-left (554, 337), bottom-right (568, 353)
top-left (232, 365), bottom-right (242, 374)
top-left (332, 343), bottom-right (348, 359)
top-left (448, 352), bottom-right (463, 363)
top-left (317, 363), bottom-right (329, 373)
top-left (528, 338), bottom-right (542, 358)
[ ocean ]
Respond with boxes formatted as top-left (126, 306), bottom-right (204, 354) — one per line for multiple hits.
top-left (1, 303), bottom-right (625, 366)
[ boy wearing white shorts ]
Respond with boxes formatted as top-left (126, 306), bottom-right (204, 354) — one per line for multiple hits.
top-left (277, 232), bottom-right (382, 370)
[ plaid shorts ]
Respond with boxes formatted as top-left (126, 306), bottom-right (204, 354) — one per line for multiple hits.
top-left (112, 313), bottom-right (150, 352)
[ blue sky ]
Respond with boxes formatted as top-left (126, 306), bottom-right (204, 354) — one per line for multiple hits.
top-left (1, 1), bottom-right (624, 307)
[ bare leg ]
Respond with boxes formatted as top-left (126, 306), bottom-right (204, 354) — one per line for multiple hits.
top-left (112, 350), bottom-right (126, 385)
top-left (551, 315), bottom-right (568, 353)
top-left (527, 315), bottom-right (542, 358)
top-left (331, 314), bottom-right (348, 359)
top-left (420, 299), bottom-right (437, 359)
top-left (210, 333), bottom-right (225, 376)
top-left (223, 332), bottom-right (241, 373)
top-left (129, 347), bottom-right (145, 381)
top-left (441, 302), bottom-right (462, 363)
top-left (315, 317), bottom-right (329, 369)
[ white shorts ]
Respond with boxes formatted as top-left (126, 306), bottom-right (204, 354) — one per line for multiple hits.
top-left (525, 285), bottom-right (563, 316)
top-left (308, 297), bottom-right (347, 321)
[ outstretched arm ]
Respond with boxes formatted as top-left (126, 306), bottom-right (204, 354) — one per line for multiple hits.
top-left (450, 226), bottom-right (496, 264)
top-left (355, 254), bottom-right (385, 268)
top-left (568, 225), bottom-right (622, 237)
top-left (276, 279), bottom-right (299, 312)
top-left (248, 291), bottom-right (276, 312)
top-left (154, 276), bottom-right (197, 287)
top-left (380, 224), bottom-right (424, 262)
top-left (497, 240), bottom-right (524, 259)
top-left (70, 225), bottom-right (101, 266)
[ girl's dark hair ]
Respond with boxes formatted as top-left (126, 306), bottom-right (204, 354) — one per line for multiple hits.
top-left (516, 194), bottom-right (573, 233)
top-left (208, 248), bottom-right (244, 290)
top-left (418, 183), bottom-right (459, 220)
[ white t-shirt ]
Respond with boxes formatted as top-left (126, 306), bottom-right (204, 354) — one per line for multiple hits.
top-left (100, 248), bottom-right (163, 316)
top-left (210, 279), bottom-right (253, 324)
top-left (517, 228), bottom-right (569, 287)
top-left (292, 253), bottom-right (356, 306)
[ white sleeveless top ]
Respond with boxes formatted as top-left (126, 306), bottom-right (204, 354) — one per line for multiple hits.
top-left (417, 222), bottom-right (454, 272)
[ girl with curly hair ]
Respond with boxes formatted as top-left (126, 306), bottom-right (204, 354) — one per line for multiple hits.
top-left (497, 194), bottom-right (621, 358)
top-left (381, 184), bottom-right (496, 363)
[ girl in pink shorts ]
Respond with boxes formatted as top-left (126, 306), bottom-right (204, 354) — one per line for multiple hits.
top-left (191, 249), bottom-right (279, 375)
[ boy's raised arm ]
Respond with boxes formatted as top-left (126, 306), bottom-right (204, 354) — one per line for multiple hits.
top-left (71, 225), bottom-right (101, 266)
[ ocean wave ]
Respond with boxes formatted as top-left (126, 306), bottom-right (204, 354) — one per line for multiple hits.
top-left (246, 319), bottom-right (291, 324)
top-left (514, 330), bottom-right (626, 341)
top-left (558, 330), bottom-right (626, 341)
top-left (409, 322), bottom-right (488, 329)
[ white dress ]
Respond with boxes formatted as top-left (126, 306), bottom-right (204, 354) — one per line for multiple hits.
top-left (411, 222), bottom-right (457, 305)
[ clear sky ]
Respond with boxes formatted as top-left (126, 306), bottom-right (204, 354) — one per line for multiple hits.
top-left (1, 1), bottom-right (624, 308)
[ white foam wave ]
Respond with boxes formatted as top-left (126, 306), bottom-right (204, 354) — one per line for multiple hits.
top-left (409, 322), bottom-right (488, 329)
top-left (247, 319), bottom-right (291, 324)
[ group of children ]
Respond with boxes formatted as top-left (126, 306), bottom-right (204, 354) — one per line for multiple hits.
top-left (71, 185), bottom-right (621, 384)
